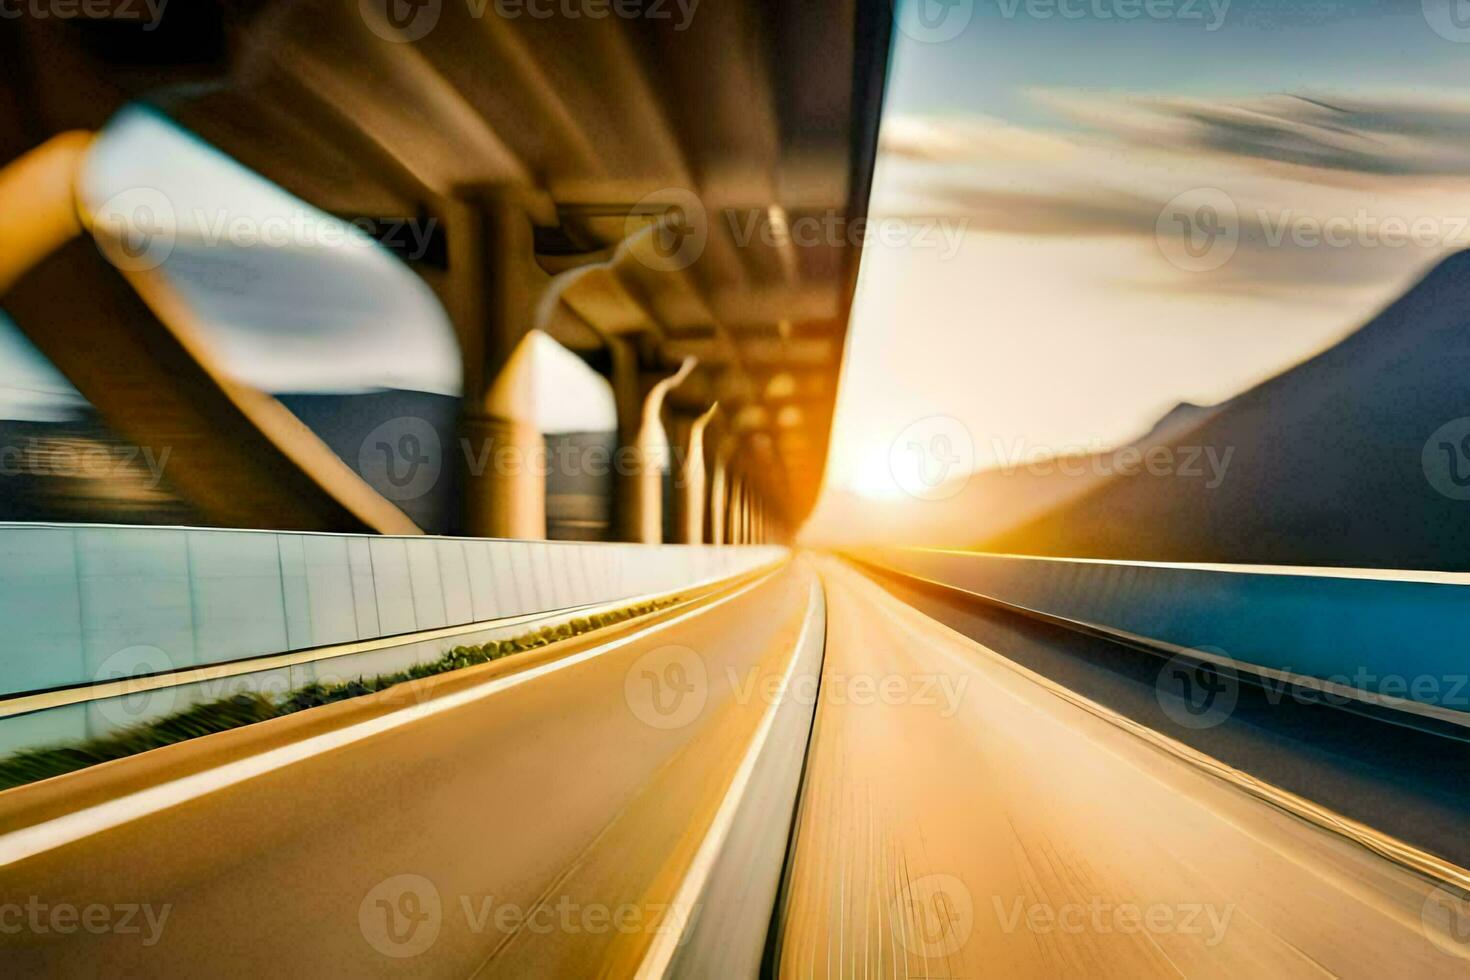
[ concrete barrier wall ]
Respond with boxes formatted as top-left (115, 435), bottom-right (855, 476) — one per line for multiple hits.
top-left (0, 523), bottom-right (783, 700)
top-left (857, 548), bottom-right (1470, 720)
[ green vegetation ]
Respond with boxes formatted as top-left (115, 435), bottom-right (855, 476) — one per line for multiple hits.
top-left (0, 595), bottom-right (682, 791)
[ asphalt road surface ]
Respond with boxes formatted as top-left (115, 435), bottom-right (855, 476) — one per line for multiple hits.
top-left (860, 560), bottom-right (1470, 871)
top-left (2, 554), bottom-right (1467, 977)
top-left (774, 557), bottom-right (1470, 977)
top-left (0, 561), bottom-right (821, 977)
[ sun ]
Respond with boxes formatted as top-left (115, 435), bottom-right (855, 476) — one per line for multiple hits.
top-left (845, 441), bottom-right (907, 500)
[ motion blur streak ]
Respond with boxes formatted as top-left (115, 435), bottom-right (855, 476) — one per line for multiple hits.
top-left (0, 562), bottom-right (821, 976)
top-left (775, 557), bottom-right (1468, 977)
top-left (0, 563), bottom-right (779, 869)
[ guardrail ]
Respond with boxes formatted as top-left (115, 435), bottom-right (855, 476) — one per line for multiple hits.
top-left (0, 522), bottom-right (782, 752)
top-left (853, 547), bottom-right (1470, 728)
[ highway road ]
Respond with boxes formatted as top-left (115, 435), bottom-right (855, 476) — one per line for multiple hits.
top-left (774, 557), bottom-right (1470, 977)
top-left (2, 552), bottom-right (1467, 977)
top-left (0, 559), bottom-right (823, 976)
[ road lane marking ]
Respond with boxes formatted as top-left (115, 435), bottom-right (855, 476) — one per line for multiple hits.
top-left (884, 546), bottom-right (1470, 585)
top-left (634, 575), bottom-right (825, 979)
top-left (0, 566), bottom-right (786, 869)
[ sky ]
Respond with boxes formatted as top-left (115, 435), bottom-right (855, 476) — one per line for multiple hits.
top-left (815, 0), bottom-right (1470, 506)
top-left (82, 106), bottom-right (464, 398)
top-left (0, 313), bottom-right (88, 422)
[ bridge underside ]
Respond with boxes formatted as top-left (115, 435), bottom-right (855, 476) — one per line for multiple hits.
top-left (0, 0), bottom-right (890, 541)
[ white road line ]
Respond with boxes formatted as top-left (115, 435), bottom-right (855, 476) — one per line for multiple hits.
top-left (887, 546), bottom-right (1470, 585)
top-left (634, 576), bottom-right (824, 979)
top-left (0, 568), bottom-right (782, 869)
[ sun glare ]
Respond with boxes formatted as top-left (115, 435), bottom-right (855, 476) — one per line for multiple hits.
top-left (846, 442), bottom-right (907, 500)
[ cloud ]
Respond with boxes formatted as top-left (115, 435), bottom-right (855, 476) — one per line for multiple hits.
top-left (874, 95), bottom-right (1470, 297)
top-left (879, 115), bottom-right (1076, 164)
top-left (914, 184), bottom-right (1162, 237)
top-left (1035, 90), bottom-right (1470, 177)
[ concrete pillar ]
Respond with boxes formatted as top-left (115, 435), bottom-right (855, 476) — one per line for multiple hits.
top-left (727, 477), bottom-right (739, 545)
top-left (708, 440), bottom-right (730, 545)
top-left (607, 340), bottom-right (695, 544)
top-left (730, 476), bottom-right (747, 545)
top-left (463, 333), bottom-right (544, 539)
top-left (675, 403), bottom-right (718, 544)
top-left (448, 188), bottom-right (553, 539)
top-left (605, 335), bottom-right (641, 542)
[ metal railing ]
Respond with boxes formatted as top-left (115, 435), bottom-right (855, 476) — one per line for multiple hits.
top-left (854, 547), bottom-right (1470, 728)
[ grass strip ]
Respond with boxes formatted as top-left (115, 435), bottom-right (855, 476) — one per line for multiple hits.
top-left (0, 595), bottom-right (682, 791)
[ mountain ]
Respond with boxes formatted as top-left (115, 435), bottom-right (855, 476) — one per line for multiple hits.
top-left (0, 413), bottom-right (197, 525)
top-left (0, 390), bottom-right (619, 539)
top-left (278, 389), bottom-right (461, 533)
top-left (804, 398), bottom-right (1224, 549)
top-left (981, 250), bottom-right (1470, 570)
top-left (281, 391), bottom-right (621, 539)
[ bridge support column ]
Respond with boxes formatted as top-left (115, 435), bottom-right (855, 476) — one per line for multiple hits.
top-left (674, 403), bottom-right (717, 544)
top-left (462, 333), bottom-right (545, 539)
top-left (446, 187), bottom-right (553, 539)
top-left (607, 339), bottom-right (695, 544)
top-left (730, 476), bottom-right (747, 545)
top-left (709, 440), bottom-right (730, 545)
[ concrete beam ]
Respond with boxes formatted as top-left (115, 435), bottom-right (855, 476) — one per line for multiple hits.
top-left (0, 134), bottom-right (420, 534)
